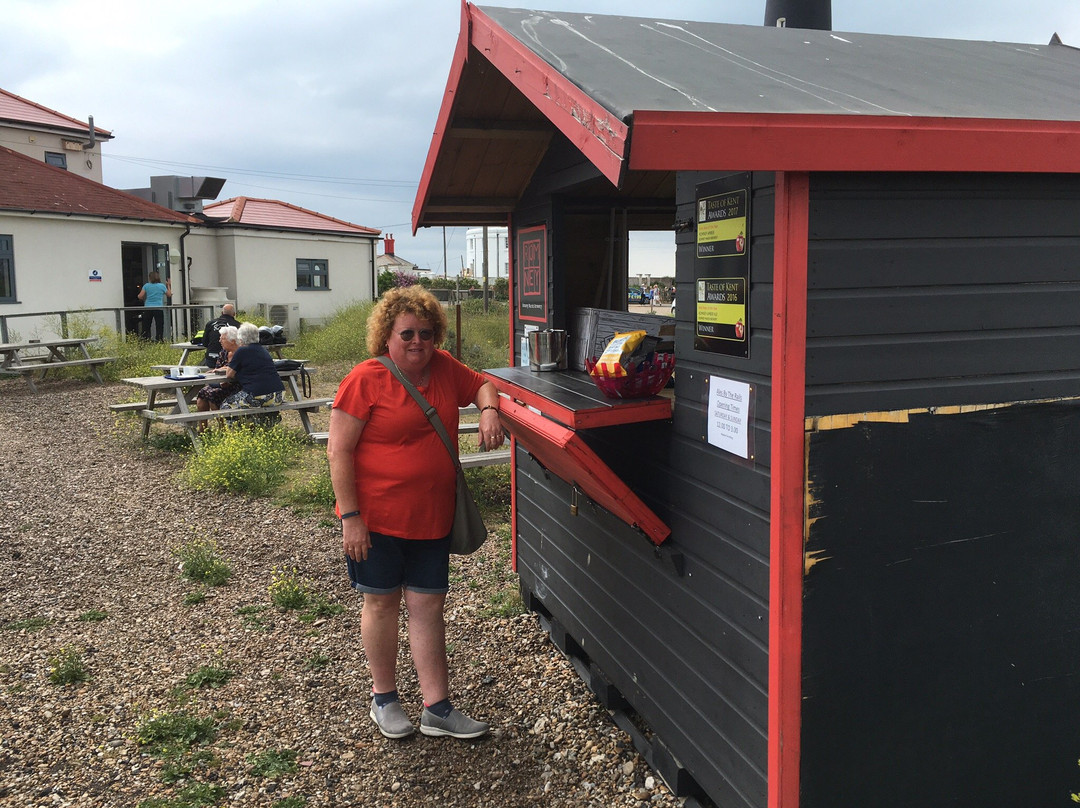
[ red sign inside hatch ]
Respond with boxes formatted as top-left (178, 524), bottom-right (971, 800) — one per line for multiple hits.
top-left (516, 225), bottom-right (548, 323)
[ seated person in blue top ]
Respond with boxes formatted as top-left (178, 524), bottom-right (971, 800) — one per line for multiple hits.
top-left (195, 325), bottom-right (240, 424)
top-left (218, 322), bottom-right (285, 410)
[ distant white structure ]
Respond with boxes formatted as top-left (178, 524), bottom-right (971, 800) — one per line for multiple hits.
top-left (464, 226), bottom-right (508, 279)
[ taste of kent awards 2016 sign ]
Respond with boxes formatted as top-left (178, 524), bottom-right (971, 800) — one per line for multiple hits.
top-left (695, 173), bottom-right (750, 359)
top-left (516, 225), bottom-right (548, 324)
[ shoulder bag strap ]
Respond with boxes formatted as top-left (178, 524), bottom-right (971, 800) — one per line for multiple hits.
top-left (376, 355), bottom-right (461, 471)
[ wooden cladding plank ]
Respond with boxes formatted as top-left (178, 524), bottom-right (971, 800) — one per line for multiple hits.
top-left (806, 332), bottom-right (1080, 385)
top-left (807, 285), bottom-right (1080, 337)
top-left (808, 240), bottom-right (1080, 290)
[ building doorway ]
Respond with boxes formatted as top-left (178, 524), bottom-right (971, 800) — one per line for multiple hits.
top-left (122, 242), bottom-right (170, 336)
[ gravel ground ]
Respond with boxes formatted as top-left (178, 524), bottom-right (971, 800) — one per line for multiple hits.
top-left (0, 375), bottom-right (683, 808)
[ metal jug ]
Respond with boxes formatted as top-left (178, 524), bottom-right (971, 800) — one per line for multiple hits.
top-left (528, 329), bottom-right (568, 371)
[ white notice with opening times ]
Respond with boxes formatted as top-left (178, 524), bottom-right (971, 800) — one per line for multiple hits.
top-left (708, 376), bottom-right (750, 458)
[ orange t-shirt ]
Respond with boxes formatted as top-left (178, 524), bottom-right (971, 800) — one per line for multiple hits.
top-left (333, 350), bottom-right (486, 539)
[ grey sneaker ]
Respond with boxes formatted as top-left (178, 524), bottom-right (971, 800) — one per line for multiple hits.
top-left (369, 698), bottom-right (415, 739)
top-left (419, 707), bottom-right (490, 739)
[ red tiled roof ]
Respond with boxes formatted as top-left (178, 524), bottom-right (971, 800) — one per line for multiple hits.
top-left (202, 197), bottom-right (379, 235)
top-left (0, 147), bottom-right (193, 223)
top-left (0, 88), bottom-right (112, 138)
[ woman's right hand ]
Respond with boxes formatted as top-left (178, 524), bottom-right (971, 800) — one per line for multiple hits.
top-left (342, 517), bottom-right (372, 562)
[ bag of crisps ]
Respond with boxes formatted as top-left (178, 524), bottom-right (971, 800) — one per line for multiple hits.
top-left (590, 330), bottom-right (647, 380)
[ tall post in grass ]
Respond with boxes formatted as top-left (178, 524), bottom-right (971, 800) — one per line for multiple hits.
top-left (455, 303), bottom-right (462, 359)
top-left (482, 225), bottom-right (490, 314)
top-left (443, 227), bottom-right (448, 280)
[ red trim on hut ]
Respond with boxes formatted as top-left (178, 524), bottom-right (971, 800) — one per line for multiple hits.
top-left (768, 171), bottom-right (810, 808)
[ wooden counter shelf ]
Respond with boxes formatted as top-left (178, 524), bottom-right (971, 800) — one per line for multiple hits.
top-left (482, 366), bottom-right (671, 429)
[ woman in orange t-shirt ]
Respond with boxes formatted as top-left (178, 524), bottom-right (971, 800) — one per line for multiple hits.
top-left (328, 286), bottom-right (502, 741)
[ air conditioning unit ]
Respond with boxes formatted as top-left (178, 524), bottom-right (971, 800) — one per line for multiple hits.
top-left (255, 302), bottom-right (300, 337)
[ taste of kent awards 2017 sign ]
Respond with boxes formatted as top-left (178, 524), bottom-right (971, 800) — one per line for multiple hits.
top-left (695, 173), bottom-right (750, 359)
top-left (516, 225), bottom-right (548, 324)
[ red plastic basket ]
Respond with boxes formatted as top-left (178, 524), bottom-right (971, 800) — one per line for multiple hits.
top-left (586, 353), bottom-right (675, 399)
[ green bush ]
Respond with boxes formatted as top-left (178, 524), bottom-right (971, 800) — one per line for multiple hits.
top-left (181, 425), bottom-right (300, 496)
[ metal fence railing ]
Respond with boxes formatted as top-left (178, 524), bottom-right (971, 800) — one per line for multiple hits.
top-left (0, 305), bottom-right (217, 344)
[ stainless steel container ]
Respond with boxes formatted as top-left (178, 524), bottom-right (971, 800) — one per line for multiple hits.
top-left (528, 329), bottom-right (568, 371)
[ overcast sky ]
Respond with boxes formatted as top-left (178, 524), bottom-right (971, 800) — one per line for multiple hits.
top-left (5, 0), bottom-right (1080, 275)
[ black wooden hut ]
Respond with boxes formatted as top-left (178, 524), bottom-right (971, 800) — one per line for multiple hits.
top-left (414, 5), bottom-right (1080, 807)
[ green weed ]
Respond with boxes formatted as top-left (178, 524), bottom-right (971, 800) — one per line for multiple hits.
top-left (174, 538), bottom-right (232, 587)
top-left (269, 568), bottom-right (310, 611)
top-left (135, 711), bottom-right (216, 757)
top-left (77, 609), bottom-right (109, 622)
top-left (183, 665), bottom-right (234, 690)
top-left (272, 798), bottom-right (307, 808)
top-left (4, 616), bottom-right (49, 632)
top-left (247, 748), bottom-right (298, 777)
top-left (48, 646), bottom-right (89, 685)
top-left (303, 654), bottom-right (331, 671)
top-left (137, 781), bottom-right (226, 808)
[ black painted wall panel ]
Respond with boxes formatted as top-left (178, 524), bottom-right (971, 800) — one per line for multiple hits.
top-left (800, 402), bottom-right (1080, 808)
top-left (515, 458), bottom-right (768, 808)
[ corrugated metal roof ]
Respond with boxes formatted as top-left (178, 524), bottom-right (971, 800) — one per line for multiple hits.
top-left (202, 197), bottom-right (379, 235)
top-left (0, 146), bottom-right (191, 223)
top-left (0, 88), bottom-right (112, 138)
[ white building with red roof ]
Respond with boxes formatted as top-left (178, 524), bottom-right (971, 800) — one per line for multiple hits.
top-left (0, 87), bottom-right (381, 339)
top-left (190, 197), bottom-right (380, 327)
top-left (0, 88), bottom-right (111, 184)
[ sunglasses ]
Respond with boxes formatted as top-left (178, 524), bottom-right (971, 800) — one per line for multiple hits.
top-left (396, 328), bottom-right (434, 342)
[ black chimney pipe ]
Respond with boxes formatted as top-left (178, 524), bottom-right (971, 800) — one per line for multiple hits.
top-left (764, 0), bottom-right (831, 30)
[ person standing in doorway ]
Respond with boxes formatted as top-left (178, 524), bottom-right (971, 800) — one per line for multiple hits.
top-left (202, 303), bottom-right (241, 367)
top-left (138, 271), bottom-right (171, 341)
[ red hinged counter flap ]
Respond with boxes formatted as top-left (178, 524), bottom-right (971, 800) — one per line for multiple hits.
top-left (496, 396), bottom-right (671, 545)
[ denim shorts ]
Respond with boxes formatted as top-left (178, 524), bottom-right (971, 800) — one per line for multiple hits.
top-left (346, 532), bottom-right (451, 595)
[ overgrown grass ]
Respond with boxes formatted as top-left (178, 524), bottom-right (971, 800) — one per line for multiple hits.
top-left (465, 463), bottom-right (512, 521)
top-left (293, 300), bottom-right (374, 363)
top-left (181, 424), bottom-right (301, 496)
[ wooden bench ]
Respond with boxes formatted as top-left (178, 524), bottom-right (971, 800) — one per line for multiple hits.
top-left (140, 398), bottom-right (333, 425)
top-left (3, 356), bottom-right (117, 392)
top-left (460, 447), bottom-right (512, 468)
top-left (140, 397), bottom-right (334, 452)
top-left (109, 398), bottom-right (181, 413)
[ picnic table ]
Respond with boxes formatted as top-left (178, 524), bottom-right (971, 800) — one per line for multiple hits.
top-left (172, 341), bottom-right (295, 365)
top-left (0, 337), bottom-right (116, 392)
top-left (114, 367), bottom-right (332, 451)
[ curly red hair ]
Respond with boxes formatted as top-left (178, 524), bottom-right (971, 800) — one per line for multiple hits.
top-left (366, 286), bottom-right (447, 356)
